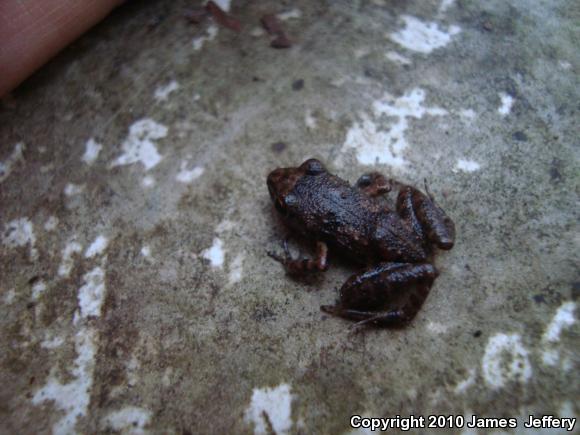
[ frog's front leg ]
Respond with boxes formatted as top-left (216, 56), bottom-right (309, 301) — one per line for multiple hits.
top-left (268, 240), bottom-right (329, 274)
top-left (397, 183), bottom-right (455, 250)
top-left (320, 262), bottom-right (437, 327)
top-left (355, 172), bottom-right (391, 197)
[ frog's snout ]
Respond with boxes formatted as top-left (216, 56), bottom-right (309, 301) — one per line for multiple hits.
top-left (267, 167), bottom-right (301, 202)
top-left (267, 168), bottom-right (284, 200)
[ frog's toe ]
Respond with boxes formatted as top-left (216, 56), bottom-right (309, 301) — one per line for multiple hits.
top-left (267, 250), bottom-right (286, 263)
top-left (320, 304), bottom-right (341, 315)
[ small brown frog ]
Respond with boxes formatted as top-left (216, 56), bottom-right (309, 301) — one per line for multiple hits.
top-left (267, 158), bottom-right (455, 327)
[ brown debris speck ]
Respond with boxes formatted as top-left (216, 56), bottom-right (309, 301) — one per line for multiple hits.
top-left (271, 33), bottom-right (292, 49)
top-left (271, 142), bottom-right (287, 153)
top-left (206, 1), bottom-right (241, 32)
top-left (261, 13), bottom-right (292, 49)
top-left (261, 14), bottom-right (284, 35)
top-left (292, 79), bottom-right (304, 91)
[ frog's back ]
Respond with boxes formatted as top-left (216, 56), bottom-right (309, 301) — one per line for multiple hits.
top-left (291, 173), bottom-right (380, 258)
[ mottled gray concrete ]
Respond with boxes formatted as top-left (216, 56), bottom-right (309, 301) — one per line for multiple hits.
top-left (0, 0), bottom-right (578, 434)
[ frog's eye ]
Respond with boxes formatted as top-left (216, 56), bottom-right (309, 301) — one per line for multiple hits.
top-left (301, 159), bottom-right (326, 175)
top-left (284, 194), bottom-right (298, 207)
top-left (356, 174), bottom-right (372, 187)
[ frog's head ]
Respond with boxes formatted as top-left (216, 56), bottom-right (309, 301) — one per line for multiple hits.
top-left (267, 159), bottom-right (327, 216)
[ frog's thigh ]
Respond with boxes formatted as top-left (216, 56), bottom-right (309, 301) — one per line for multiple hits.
top-left (330, 280), bottom-right (433, 328)
top-left (405, 185), bottom-right (456, 250)
top-left (355, 172), bottom-right (390, 197)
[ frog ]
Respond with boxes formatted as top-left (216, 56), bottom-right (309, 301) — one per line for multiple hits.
top-left (266, 158), bottom-right (455, 327)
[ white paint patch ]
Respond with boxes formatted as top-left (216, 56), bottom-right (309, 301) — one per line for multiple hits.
top-left (41, 335), bottom-right (65, 349)
top-left (561, 356), bottom-right (573, 372)
top-left (541, 348), bottom-right (559, 366)
top-left (0, 142), bottom-right (25, 184)
top-left (44, 216), bottom-right (59, 231)
top-left (385, 50), bottom-right (412, 65)
top-left (305, 110), bottom-right (317, 130)
top-left (76, 266), bottom-right (106, 319)
top-left (559, 401), bottom-right (575, 419)
top-left (154, 80), bottom-right (180, 102)
top-left (342, 115), bottom-right (406, 167)
top-left (141, 176), bottom-right (155, 188)
top-left (202, 238), bottom-right (225, 268)
top-left (454, 368), bottom-right (476, 394)
top-left (82, 138), bottom-right (102, 165)
top-left (126, 354), bottom-right (140, 387)
top-left (341, 88), bottom-right (447, 167)
top-left (542, 301), bottom-right (576, 343)
top-left (58, 241), bottom-right (83, 277)
top-left (111, 119), bottom-right (167, 171)
top-left (250, 27), bottom-right (265, 37)
top-left (438, 0), bottom-right (455, 14)
top-left (354, 48), bottom-right (370, 59)
top-left (278, 9), bottom-right (302, 21)
top-left (426, 321), bottom-right (449, 334)
top-left (244, 384), bottom-right (293, 435)
top-left (162, 367), bottom-right (173, 387)
top-left (34, 254), bottom-right (108, 432)
top-left (454, 159), bottom-right (481, 173)
top-left (228, 254), bottom-right (244, 286)
top-left (176, 162), bottom-right (204, 184)
top-left (32, 328), bottom-right (98, 435)
top-left (193, 25), bottom-right (219, 51)
top-left (390, 15), bottom-right (461, 54)
top-left (458, 109), bottom-right (475, 123)
top-left (498, 92), bottom-right (514, 116)
top-left (330, 76), bottom-right (347, 88)
top-left (102, 407), bottom-right (152, 435)
top-left (40, 164), bottom-right (53, 173)
top-left (141, 245), bottom-right (151, 258)
top-left (64, 183), bottom-right (84, 196)
top-left (540, 302), bottom-right (576, 367)
top-left (2, 218), bottom-right (38, 260)
top-left (32, 281), bottom-right (47, 300)
top-left (85, 235), bottom-right (108, 258)
top-left (4, 288), bottom-right (16, 304)
top-left (216, 219), bottom-right (235, 233)
top-left (460, 411), bottom-right (478, 435)
top-left (481, 333), bottom-right (532, 389)
top-left (209, 0), bottom-right (231, 12)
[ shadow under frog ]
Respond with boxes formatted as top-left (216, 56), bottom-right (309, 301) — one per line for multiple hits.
top-left (267, 158), bottom-right (455, 327)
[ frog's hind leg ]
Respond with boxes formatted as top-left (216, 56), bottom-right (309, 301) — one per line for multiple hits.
top-left (322, 281), bottom-right (433, 328)
top-left (355, 172), bottom-right (391, 197)
top-left (396, 183), bottom-right (455, 250)
top-left (320, 305), bottom-right (406, 326)
top-left (358, 281), bottom-right (434, 328)
top-left (321, 262), bottom-right (438, 327)
top-left (268, 240), bottom-right (329, 274)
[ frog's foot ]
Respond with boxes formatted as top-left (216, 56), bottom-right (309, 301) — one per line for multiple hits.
top-left (268, 240), bottom-right (328, 274)
top-left (396, 183), bottom-right (455, 250)
top-left (355, 172), bottom-right (391, 197)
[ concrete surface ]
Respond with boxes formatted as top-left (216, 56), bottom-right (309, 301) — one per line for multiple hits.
top-left (0, 0), bottom-right (578, 434)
